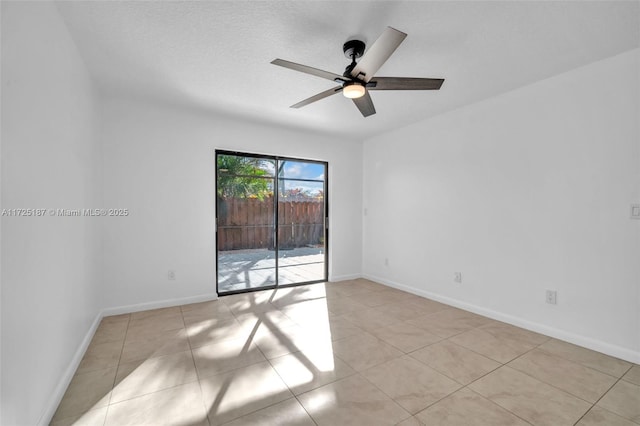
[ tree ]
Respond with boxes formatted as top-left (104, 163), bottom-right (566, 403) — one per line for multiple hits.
top-left (217, 155), bottom-right (272, 200)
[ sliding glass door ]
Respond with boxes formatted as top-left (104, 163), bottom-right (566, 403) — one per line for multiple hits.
top-left (216, 151), bottom-right (327, 295)
top-left (216, 153), bottom-right (277, 293)
top-left (277, 160), bottom-right (326, 285)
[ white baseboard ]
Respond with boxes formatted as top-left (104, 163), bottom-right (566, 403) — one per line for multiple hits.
top-left (101, 292), bottom-right (219, 316)
top-left (363, 273), bottom-right (640, 364)
top-left (329, 273), bottom-right (362, 282)
top-left (37, 311), bottom-right (103, 426)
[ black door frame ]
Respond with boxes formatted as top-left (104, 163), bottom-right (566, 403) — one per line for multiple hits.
top-left (215, 149), bottom-right (329, 296)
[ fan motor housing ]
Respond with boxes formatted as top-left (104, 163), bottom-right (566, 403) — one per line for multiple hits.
top-left (343, 40), bottom-right (365, 59)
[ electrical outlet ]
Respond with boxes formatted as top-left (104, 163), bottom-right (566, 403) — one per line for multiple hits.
top-left (545, 290), bottom-right (557, 305)
top-left (168, 270), bottom-right (176, 280)
top-left (384, 258), bottom-right (389, 267)
top-left (454, 272), bottom-right (462, 283)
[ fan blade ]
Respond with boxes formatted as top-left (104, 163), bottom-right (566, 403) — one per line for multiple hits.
top-left (369, 77), bottom-right (444, 90)
top-left (350, 27), bottom-right (407, 82)
top-left (291, 86), bottom-right (343, 108)
top-left (272, 59), bottom-right (343, 82)
top-left (352, 91), bottom-right (376, 117)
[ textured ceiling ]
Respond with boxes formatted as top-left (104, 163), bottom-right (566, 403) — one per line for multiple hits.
top-left (56, 1), bottom-right (639, 140)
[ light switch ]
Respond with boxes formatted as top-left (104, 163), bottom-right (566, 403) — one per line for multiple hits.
top-left (631, 204), bottom-right (640, 220)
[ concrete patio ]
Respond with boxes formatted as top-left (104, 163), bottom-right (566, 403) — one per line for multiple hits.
top-left (217, 246), bottom-right (325, 293)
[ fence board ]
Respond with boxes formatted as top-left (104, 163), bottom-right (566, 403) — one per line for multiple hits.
top-left (217, 196), bottom-right (324, 251)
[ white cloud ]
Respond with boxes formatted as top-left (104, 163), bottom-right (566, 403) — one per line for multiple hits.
top-left (284, 163), bottom-right (304, 178)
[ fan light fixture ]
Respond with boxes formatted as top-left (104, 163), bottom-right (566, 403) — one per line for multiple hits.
top-left (343, 83), bottom-right (365, 99)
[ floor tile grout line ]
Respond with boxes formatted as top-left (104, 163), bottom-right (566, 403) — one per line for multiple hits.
top-left (445, 357), bottom-right (505, 390)
top-left (191, 318), bottom-right (269, 383)
top-left (436, 331), bottom-right (538, 366)
top-left (448, 336), bottom-right (549, 424)
top-left (452, 334), bottom-right (552, 398)
top-left (107, 380), bottom-right (209, 424)
top-left (570, 365), bottom-right (636, 426)
top-left (509, 335), bottom-right (629, 406)
top-left (533, 343), bottom-right (631, 379)
top-left (100, 405), bottom-right (109, 426)
top-left (108, 379), bottom-right (201, 407)
top-left (194, 356), bottom-right (268, 383)
top-left (482, 363), bottom-right (599, 408)
top-left (410, 348), bottom-right (503, 389)
top-left (356, 367), bottom-right (452, 420)
top-left (190, 347), bottom-right (212, 426)
top-left (461, 386), bottom-right (536, 426)
top-left (404, 333), bottom-right (495, 372)
top-left (55, 315), bottom-right (130, 425)
top-left (293, 394), bottom-right (320, 426)
top-left (506, 344), bottom-right (623, 405)
top-left (107, 314), bottom-right (131, 407)
top-left (181, 306), bottom-right (206, 354)
top-left (263, 355), bottom-right (321, 426)
top-left (107, 310), bottom-right (197, 409)
top-left (112, 359), bottom-right (195, 400)
top-left (205, 373), bottom-right (292, 425)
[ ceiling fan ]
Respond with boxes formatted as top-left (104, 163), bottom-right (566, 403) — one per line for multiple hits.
top-left (271, 27), bottom-right (444, 117)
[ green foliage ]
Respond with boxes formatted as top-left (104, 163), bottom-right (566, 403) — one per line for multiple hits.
top-left (217, 155), bottom-right (272, 200)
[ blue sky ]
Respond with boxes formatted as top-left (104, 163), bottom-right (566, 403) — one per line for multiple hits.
top-left (280, 161), bottom-right (324, 181)
top-left (254, 159), bottom-right (325, 196)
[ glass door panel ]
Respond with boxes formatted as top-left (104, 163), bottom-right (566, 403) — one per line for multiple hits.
top-left (216, 153), bottom-right (277, 293)
top-left (277, 160), bottom-right (327, 285)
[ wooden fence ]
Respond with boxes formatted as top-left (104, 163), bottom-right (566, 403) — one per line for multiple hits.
top-left (217, 197), bottom-right (324, 251)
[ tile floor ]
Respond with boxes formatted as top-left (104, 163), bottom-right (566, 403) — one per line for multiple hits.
top-left (52, 279), bottom-right (640, 426)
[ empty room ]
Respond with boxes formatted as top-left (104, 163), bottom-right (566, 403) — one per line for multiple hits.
top-left (1, 1), bottom-right (639, 425)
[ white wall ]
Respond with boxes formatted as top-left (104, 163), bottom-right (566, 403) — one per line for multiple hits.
top-left (1, 2), bottom-right (103, 425)
top-left (363, 49), bottom-right (640, 362)
top-left (101, 97), bottom-right (362, 310)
